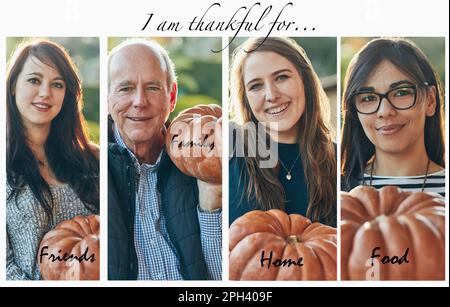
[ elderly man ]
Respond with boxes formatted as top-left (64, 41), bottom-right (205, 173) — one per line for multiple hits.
top-left (107, 38), bottom-right (222, 280)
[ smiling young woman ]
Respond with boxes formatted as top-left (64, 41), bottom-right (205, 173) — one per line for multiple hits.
top-left (6, 39), bottom-right (99, 280)
top-left (341, 38), bottom-right (445, 196)
top-left (229, 37), bottom-right (337, 227)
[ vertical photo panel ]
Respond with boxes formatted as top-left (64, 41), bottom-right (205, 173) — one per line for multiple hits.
top-left (340, 37), bottom-right (446, 280)
top-left (6, 37), bottom-right (100, 280)
top-left (228, 37), bottom-right (338, 281)
top-left (107, 37), bottom-right (223, 280)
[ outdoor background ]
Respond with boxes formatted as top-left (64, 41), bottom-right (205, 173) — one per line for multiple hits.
top-left (229, 37), bottom-right (338, 134)
top-left (108, 37), bottom-right (222, 119)
top-left (6, 37), bottom-right (100, 144)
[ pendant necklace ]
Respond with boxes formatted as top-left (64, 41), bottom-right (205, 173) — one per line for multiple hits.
top-left (279, 154), bottom-right (300, 181)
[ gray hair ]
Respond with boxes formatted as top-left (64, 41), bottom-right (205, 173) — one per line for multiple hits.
top-left (108, 38), bottom-right (177, 90)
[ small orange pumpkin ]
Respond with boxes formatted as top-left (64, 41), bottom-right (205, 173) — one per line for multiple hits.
top-left (341, 186), bottom-right (445, 280)
top-left (38, 215), bottom-right (100, 280)
top-left (229, 209), bottom-right (337, 280)
top-left (165, 104), bottom-right (222, 184)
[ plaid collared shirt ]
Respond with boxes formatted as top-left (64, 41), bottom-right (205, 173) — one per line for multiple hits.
top-left (114, 126), bottom-right (222, 280)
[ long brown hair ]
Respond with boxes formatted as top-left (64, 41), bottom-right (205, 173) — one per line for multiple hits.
top-left (230, 37), bottom-right (336, 225)
top-left (341, 38), bottom-right (445, 190)
top-left (7, 39), bottom-right (99, 220)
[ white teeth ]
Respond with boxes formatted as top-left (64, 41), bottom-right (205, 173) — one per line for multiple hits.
top-left (33, 103), bottom-right (50, 109)
top-left (129, 117), bottom-right (147, 121)
top-left (266, 103), bottom-right (288, 115)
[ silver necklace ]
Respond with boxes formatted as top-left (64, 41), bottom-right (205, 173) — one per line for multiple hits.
top-left (279, 155), bottom-right (300, 181)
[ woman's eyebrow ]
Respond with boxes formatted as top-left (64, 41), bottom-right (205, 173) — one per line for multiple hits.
top-left (358, 80), bottom-right (413, 92)
top-left (27, 72), bottom-right (43, 77)
top-left (357, 86), bottom-right (374, 92)
top-left (245, 77), bottom-right (261, 87)
top-left (271, 68), bottom-right (292, 76)
top-left (389, 80), bottom-right (413, 88)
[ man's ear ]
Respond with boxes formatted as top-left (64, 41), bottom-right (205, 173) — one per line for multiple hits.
top-left (425, 85), bottom-right (437, 117)
top-left (169, 82), bottom-right (178, 113)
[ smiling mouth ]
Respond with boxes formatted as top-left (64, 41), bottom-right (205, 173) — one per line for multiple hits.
top-left (32, 102), bottom-right (52, 110)
top-left (127, 116), bottom-right (151, 122)
top-left (376, 124), bottom-right (405, 135)
top-left (265, 103), bottom-right (289, 115)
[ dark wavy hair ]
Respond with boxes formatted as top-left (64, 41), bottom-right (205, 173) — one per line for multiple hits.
top-left (6, 39), bottom-right (99, 219)
top-left (341, 38), bottom-right (445, 190)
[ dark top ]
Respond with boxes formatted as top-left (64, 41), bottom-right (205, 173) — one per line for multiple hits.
top-left (107, 117), bottom-right (209, 280)
top-left (229, 142), bottom-right (308, 225)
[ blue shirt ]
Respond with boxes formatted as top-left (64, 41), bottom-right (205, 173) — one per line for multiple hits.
top-left (114, 125), bottom-right (222, 280)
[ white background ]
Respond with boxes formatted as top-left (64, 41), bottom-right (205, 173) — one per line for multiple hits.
top-left (0, 0), bottom-right (448, 287)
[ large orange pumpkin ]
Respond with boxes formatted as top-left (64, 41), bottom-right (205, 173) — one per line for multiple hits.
top-left (165, 104), bottom-right (222, 184)
top-left (229, 209), bottom-right (337, 280)
top-left (341, 186), bottom-right (445, 280)
top-left (38, 215), bottom-right (100, 280)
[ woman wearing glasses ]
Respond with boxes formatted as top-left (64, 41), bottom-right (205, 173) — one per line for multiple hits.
top-left (341, 38), bottom-right (445, 196)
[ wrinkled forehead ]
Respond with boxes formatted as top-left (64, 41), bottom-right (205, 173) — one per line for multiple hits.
top-left (109, 44), bottom-right (167, 82)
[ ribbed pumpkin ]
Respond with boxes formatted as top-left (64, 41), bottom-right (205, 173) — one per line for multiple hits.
top-left (165, 104), bottom-right (222, 184)
top-left (341, 186), bottom-right (445, 280)
top-left (38, 215), bottom-right (100, 280)
top-left (229, 209), bottom-right (337, 280)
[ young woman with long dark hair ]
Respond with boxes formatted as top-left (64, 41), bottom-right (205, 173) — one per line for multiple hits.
top-left (341, 38), bottom-right (445, 196)
top-left (6, 39), bottom-right (99, 280)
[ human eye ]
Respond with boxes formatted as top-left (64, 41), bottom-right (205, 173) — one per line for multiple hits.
top-left (276, 74), bottom-right (289, 82)
top-left (52, 82), bottom-right (65, 89)
top-left (118, 86), bottom-right (132, 93)
top-left (27, 77), bottom-right (40, 85)
top-left (357, 93), bottom-right (377, 103)
top-left (248, 83), bottom-right (262, 91)
top-left (147, 85), bottom-right (160, 92)
top-left (393, 87), bottom-right (414, 97)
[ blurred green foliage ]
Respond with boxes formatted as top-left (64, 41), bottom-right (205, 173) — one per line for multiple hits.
top-left (6, 37), bottom-right (99, 144)
top-left (83, 86), bottom-right (99, 122)
top-left (87, 120), bottom-right (99, 144)
top-left (293, 38), bottom-right (337, 78)
top-left (173, 95), bottom-right (220, 119)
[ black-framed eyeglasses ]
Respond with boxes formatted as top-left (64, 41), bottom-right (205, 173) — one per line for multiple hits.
top-left (352, 82), bottom-right (429, 115)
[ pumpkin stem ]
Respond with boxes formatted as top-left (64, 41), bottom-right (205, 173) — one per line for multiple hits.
top-left (287, 235), bottom-right (300, 244)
